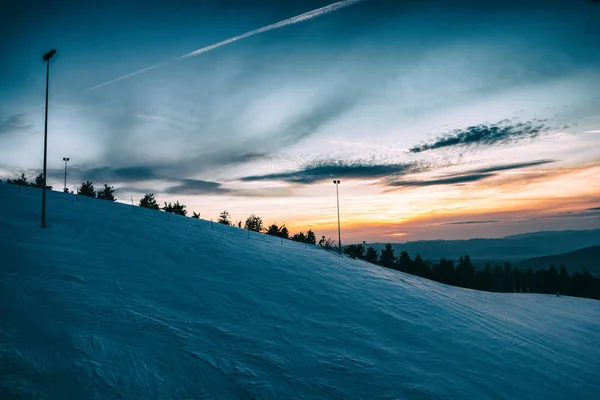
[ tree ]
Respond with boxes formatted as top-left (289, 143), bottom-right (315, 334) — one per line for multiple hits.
top-left (78, 181), bottom-right (96, 197)
top-left (413, 255), bottom-right (431, 278)
top-left (96, 184), bottom-right (116, 201)
top-left (305, 230), bottom-right (317, 245)
top-left (30, 173), bottom-right (52, 189)
top-left (344, 243), bottom-right (365, 259)
top-left (245, 214), bottom-right (263, 232)
top-left (218, 210), bottom-right (232, 225)
top-left (7, 173), bottom-right (28, 186)
top-left (456, 255), bottom-right (475, 288)
top-left (163, 201), bottom-right (187, 216)
top-left (292, 232), bottom-right (306, 243)
top-left (266, 223), bottom-right (281, 237)
top-left (279, 225), bottom-right (289, 239)
top-left (365, 246), bottom-right (379, 264)
top-left (139, 193), bottom-right (160, 210)
top-left (191, 211), bottom-right (200, 219)
top-left (397, 251), bottom-right (414, 274)
top-left (433, 258), bottom-right (455, 285)
top-left (379, 244), bottom-right (395, 269)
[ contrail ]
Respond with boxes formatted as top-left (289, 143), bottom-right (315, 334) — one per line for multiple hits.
top-left (85, 0), bottom-right (364, 92)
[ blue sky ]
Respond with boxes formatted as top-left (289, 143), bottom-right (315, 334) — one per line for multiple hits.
top-left (1, 0), bottom-right (599, 242)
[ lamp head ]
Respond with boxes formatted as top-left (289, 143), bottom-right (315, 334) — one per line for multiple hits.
top-left (43, 49), bottom-right (56, 62)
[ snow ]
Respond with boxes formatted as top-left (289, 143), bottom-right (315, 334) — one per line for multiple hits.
top-left (1, 182), bottom-right (600, 399)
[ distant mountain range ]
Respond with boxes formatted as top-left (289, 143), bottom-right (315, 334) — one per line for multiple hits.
top-left (514, 246), bottom-right (600, 276)
top-left (362, 229), bottom-right (600, 268)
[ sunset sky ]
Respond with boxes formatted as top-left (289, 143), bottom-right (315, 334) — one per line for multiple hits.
top-left (1, 0), bottom-right (599, 243)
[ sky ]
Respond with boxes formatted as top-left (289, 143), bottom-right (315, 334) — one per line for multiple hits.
top-left (1, 0), bottom-right (599, 243)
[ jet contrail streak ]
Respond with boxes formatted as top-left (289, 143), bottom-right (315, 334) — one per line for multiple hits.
top-left (85, 0), bottom-right (364, 92)
top-left (85, 63), bottom-right (165, 92)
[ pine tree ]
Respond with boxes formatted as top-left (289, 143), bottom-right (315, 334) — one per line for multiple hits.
top-left (456, 255), bottom-right (475, 288)
top-left (30, 173), bottom-right (52, 189)
top-left (365, 246), bottom-right (379, 264)
top-left (245, 214), bottom-right (263, 232)
top-left (379, 243), bottom-right (395, 269)
top-left (305, 230), bottom-right (317, 245)
top-left (139, 193), bottom-right (160, 210)
top-left (266, 223), bottom-right (280, 237)
top-left (292, 232), bottom-right (306, 243)
top-left (96, 184), bottom-right (116, 201)
top-left (218, 210), bottom-right (231, 225)
top-left (191, 211), bottom-right (200, 219)
top-left (163, 201), bottom-right (187, 216)
top-left (279, 226), bottom-right (289, 239)
top-left (397, 251), bottom-right (414, 273)
top-left (78, 181), bottom-right (96, 197)
top-left (344, 243), bottom-right (365, 259)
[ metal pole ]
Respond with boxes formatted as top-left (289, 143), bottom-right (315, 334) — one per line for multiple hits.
top-left (41, 57), bottom-right (50, 228)
top-left (63, 157), bottom-right (69, 191)
top-left (334, 180), bottom-right (341, 254)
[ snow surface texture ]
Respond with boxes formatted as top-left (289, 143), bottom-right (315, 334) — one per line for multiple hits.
top-left (1, 182), bottom-right (600, 399)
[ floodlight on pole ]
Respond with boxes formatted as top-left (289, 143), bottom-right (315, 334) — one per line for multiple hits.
top-left (63, 157), bottom-right (70, 191)
top-left (333, 180), bottom-right (341, 255)
top-left (41, 49), bottom-right (56, 229)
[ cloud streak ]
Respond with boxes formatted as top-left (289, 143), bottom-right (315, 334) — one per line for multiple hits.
top-left (85, 0), bottom-right (364, 92)
top-left (409, 119), bottom-right (552, 153)
top-left (0, 113), bottom-right (32, 135)
top-left (240, 161), bottom-right (426, 184)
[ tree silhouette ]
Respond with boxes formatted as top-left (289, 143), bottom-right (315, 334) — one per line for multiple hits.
top-left (218, 210), bottom-right (231, 225)
top-left (365, 246), bottom-right (379, 264)
top-left (96, 184), bottom-right (116, 201)
top-left (30, 173), bottom-right (52, 189)
top-left (245, 214), bottom-right (263, 232)
top-left (305, 230), bottom-right (317, 245)
top-left (397, 251), bottom-right (414, 274)
top-left (191, 211), bottom-right (200, 219)
top-left (279, 225), bottom-right (289, 239)
top-left (292, 232), bottom-right (306, 243)
top-left (344, 243), bottom-right (365, 259)
top-left (162, 201), bottom-right (187, 216)
top-left (7, 173), bottom-right (28, 186)
top-left (139, 193), bottom-right (160, 210)
top-left (78, 181), bottom-right (96, 198)
top-left (379, 244), bottom-right (395, 269)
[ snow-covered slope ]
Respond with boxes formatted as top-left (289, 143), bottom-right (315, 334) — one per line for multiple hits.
top-left (1, 183), bottom-right (599, 399)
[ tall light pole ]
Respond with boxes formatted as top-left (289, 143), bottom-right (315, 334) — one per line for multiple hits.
top-left (62, 157), bottom-right (69, 191)
top-left (333, 180), bottom-right (341, 254)
top-left (41, 49), bottom-right (56, 228)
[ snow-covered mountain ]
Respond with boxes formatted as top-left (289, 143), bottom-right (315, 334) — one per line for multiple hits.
top-left (1, 182), bottom-right (599, 399)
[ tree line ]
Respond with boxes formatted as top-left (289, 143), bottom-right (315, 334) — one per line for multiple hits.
top-left (138, 196), bottom-right (326, 246)
top-left (344, 243), bottom-right (600, 301)
top-left (3, 175), bottom-right (327, 245)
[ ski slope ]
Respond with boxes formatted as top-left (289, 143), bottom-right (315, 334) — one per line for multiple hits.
top-left (1, 182), bottom-right (599, 399)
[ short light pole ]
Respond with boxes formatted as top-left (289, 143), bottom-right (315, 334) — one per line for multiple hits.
top-left (41, 49), bottom-right (56, 229)
top-left (62, 157), bottom-right (69, 191)
top-left (333, 180), bottom-right (341, 254)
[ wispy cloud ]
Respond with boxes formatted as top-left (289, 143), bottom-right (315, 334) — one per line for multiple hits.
top-left (386, 173), bottom-right (493, 188)
top-left (240, 161), bottom-right (426, 184)
top-left (164, 179), bottom-right (230, 195)
top-left (0, 113), bottom-right (32, 135)
top-left (441, 220), bottom-right (501, 225)
top-left (85, 0), bottom-right (364, 92)
top-left (383, 159), bottom-right (555, 189)
top-left (470, 160), bottom-right (556, 174)
top-left (409, 119), bottom-right (553, 153)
